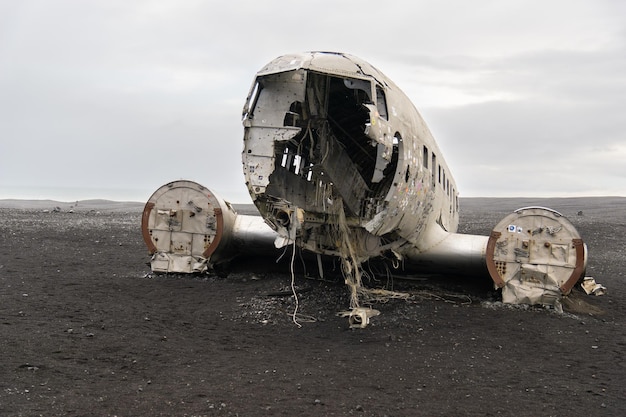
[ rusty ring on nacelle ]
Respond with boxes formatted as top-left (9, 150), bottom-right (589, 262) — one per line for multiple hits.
top-left (560, 238), bottom-right (586, 294)
top-left (141, 202), bottom-right (157, 254)
top-left (140, 182), bottom-right (227, 261)
top-left (202, 207), bottom-right (225, 259)
top-left (485, 231), bottom-right (505, 288)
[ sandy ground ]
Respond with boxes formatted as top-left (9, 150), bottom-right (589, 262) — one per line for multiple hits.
top-left (0, 197), bottom-right (624, 416)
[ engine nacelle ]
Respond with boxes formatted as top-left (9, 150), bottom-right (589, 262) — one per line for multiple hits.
top-left (142, 180), bottom-right (277, 273)
top-left (486, 207), bottom-right (587, 305)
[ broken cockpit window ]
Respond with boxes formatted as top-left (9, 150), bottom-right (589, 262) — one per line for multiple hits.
top-left (263, 72), bottom-right (399, 218)
top-left (242, 80), bottom-right (262, 121)
top-left (376, 85), bottom-right (388, 120)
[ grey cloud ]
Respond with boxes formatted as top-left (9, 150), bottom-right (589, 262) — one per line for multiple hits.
top-left (1, 0), bottom-right (625, 201)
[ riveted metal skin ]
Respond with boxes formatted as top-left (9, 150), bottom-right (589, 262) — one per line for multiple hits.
top-left (486, 207), bottom-right (587, 305)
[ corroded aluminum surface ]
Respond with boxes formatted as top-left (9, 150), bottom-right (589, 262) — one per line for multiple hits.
top-left (486, 207), bottom-right (587, 305)
top-left (142, 180), bottom-right (237, 273)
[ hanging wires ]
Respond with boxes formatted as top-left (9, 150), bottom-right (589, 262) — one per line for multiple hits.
top-left (335, 198), bottom-right (363, 310)
top-left (290, 239), bottom-right (302, 328)
top-left (289, 214), bottom-right (302, 328)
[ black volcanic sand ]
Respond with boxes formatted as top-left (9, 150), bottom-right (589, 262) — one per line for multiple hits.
top-left (1, 197), bottom-right (624, 416)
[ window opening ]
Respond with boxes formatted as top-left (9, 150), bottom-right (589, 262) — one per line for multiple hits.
top-left (376, 86), bottom-right (388, 120)
top-left (243, 81), bottom-right (262, 120)
top-left (431, 153), bottom-right (437, 185)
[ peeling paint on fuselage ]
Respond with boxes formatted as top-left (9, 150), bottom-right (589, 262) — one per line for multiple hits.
top-left (242, 52), bottom-right (459, 262)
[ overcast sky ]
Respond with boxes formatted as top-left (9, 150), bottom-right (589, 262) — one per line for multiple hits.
top-left (1, 0), bottom-right (624, 202)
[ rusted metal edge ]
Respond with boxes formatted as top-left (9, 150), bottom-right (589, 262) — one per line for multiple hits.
top-left (485, 230), bottom-right (505, 288)
top-left (202, 207), bottom-right (224, 259)
top-left (141, 202), bottom-right (157, 254)
top-left (560, 238), bottom-right (585, 294)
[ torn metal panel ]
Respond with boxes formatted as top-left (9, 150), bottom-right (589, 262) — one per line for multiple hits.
top-left (500, 264), bottom-right (563, 305)
top-left (486, 207), bottom-right (587, 306)
top-left (314, 128), bottom-right (369, 215)
top-left (242, 70), bottom-right (306, 196)
top-left (150, 252), bottom-right (208, 274)
top-left (581, 277), bottom-right (607, 296)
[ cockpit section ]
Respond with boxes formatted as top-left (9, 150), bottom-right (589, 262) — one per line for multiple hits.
top-left (243, 70), bottom-right (399, 226)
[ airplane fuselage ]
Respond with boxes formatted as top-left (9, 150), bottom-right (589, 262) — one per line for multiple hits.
top-left (242, 52), bottom-right (459, 262)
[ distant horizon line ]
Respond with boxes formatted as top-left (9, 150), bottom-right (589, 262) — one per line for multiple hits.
top-left (1, 184), bottom-right (623, 204)
top-left (1, 195), bottom-right (625, 205)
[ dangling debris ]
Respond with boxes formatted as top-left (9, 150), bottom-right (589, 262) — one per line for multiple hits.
top-left (338, 308), bottom-right (380, 329)
top-left (581, 277), bottom-right (607, 296)
top-left (333, 197), bottom-right (364, 311)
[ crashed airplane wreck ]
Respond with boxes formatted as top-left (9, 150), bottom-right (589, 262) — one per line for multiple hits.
top-left (142, 52), bottom-right (590, 327)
